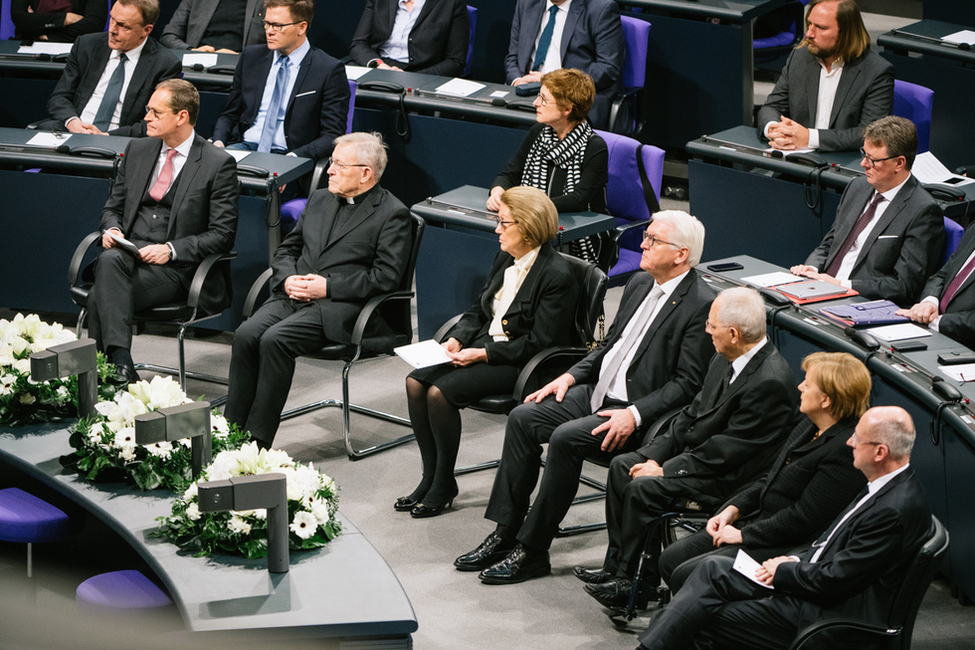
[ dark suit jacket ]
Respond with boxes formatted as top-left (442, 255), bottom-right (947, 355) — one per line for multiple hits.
top-left (447, 245), bottom-right (578, 366)
top-left (268, 184), bottom-right (413, 344)
top-left (212, 44), bottom-right (350, 160)
top-left (504, 0), bottom-right (623, 129)
top-left (773, 468), bottom-right (933, 626)
top-left (160, 0), bottom-right (266, 51)
top-left (639, 343), bottom-right (800, 505)
top-left (493, 122), bottom-right (608, 214)
top-left (728, 417), bottom-right (865, 550)
top-left (12, 0), bottom-right (106, 42)
top-left (568, 270), bottom-right (716, 428)
top-left (922, 225), bottom-right (975, 347)
top-left (805, 174), bottom-right (944, 306)
top-left (350, 0), bottom-right (469, 77)
top-left (46, 33), bottom-right (182, 136)
top-left (756, 47), bottom-right (894, 152)
top-left (99, 133), bottom-right (239, 312)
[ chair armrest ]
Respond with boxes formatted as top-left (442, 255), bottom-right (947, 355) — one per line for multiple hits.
top-left (243, 268), bottom-right (275, 319)
top-left (350, 290), bottom-right (415, 346)
top-left (615, 219), bottom-right (652, 243)
top-left (512, 346), bottom-right (589, 401)
top-left (66, 231), bottom-right (103, 286)
top-left (185, 252), bottom-right (237, 310)
top-left (308, 158), bottom-right (331, 193)
top-left (789, 620), bottom-right (902, 650)
top-left (434, 314), bottom-right (464, 343)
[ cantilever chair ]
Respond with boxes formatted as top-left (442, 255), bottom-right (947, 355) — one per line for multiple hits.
top-left (67, 232), bottom-right (236, 389)
top-left (241, 212), bottom-right (425, 460)
top-left (609, 16), bottom-right (650, 135)
top-left (893, 80), bottom-right (934, 154)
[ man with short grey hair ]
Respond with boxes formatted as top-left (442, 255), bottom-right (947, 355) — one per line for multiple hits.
top-left (579, 286), bottom-right (800, 610)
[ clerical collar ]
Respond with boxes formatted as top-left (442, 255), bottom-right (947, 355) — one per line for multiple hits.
top-left (337, 184), bottom-right (379, 205)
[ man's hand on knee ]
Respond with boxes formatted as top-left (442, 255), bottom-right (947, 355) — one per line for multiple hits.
top-left (525, 372), bottom-right (574, 404)
top-left (592, 408), bottom-right (636, 452)
top-left (101, 228), bottom-right (123, 249)
top-left (139, 244), bottom-right (171, 264)
top-left (284, 274), bottom-right (327, 301)
top-left (629, 459), bottom-right (663, 478)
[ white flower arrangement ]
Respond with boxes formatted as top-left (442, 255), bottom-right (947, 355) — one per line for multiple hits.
top-left (156, 442), bottom-right (341, 558)
top-left (68, 376), bottom-right (250, 491)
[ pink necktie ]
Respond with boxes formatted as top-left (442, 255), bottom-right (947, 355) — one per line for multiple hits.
top-left (940, 254), bottom-right (975, 313)
top-left (149, 149), bottom-right (178, 202)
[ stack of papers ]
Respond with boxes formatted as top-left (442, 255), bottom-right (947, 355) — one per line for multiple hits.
top-left (863, 323), bottom-right (932, 342)
top-left (394, 340), bottom-right (451, 369)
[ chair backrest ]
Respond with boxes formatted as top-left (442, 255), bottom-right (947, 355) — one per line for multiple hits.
top-left (464, 5), bottom-right (477, 77)
top-left (1, 0), bottom-right (15, 40)
top-left (559, 252), bottom-right (608, 346)
top-left (105, 0), bottom-right (111, 31)
top-left (594, 129), bottom-right (664, 225)
top-left (893, 79), bottom-right (934, 154)
top-left (619, 16), bottom-right (650, 92)
top-left (378, 212), bottom-right (426, 339)
top-left (885, 516), bottom-right (949, 650)
top-left (942, 217), bottom-right (964, 266)
top-left (753, 0), bottom-right (808, 54)
top-left (346, 80), bottom-right (357, 134)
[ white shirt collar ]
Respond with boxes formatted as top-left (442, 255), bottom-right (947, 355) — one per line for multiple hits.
top-left (730, 337), bottom-right (767, 382)
top-left (868, 462), bottom-right (910, 495)
top-left (163, 130), bottom-right (195, 158)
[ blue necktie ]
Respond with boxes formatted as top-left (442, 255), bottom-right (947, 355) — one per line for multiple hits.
top-left (532, 5), bottom-right (559, 72)
top-left (93, 53), bottom-right (127, 131)
top-left (258, 55), bottom-right (291, 153)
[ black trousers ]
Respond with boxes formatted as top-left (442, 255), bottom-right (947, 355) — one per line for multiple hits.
top-left (224, 297), bottom-right (332, 445)
top-left (484, 384), bottom-right (638, 550)
top-left (87, 248), bottom-right (184, 352)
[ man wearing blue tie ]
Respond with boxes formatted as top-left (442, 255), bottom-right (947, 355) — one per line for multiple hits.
top-left (211, 0), bottom-right (349, 161)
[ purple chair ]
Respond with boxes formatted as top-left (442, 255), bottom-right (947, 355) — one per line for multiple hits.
top-left (753, 0), bottom-right (808, 64)
top-left (279, 79), bottom-right (358, 234)
top-left (77, 570), bottom-right (172, 613)
top-left (594, 129), bottom-right (665, 285)
top-left (942, 217), bottom-right (964, 266)
top-left (0, 487), bottom-right (84, 577)
top-left (464, 5), bottom-right (477, 77)
top-left (609, 16), bottom-right (650, 135)
top-left (1, 0), bottom-right (17, 39)
top-left (893, 79), bottom-right (934, 154)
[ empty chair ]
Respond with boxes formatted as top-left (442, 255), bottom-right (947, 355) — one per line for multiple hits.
top-left (76, 569), bottom-right (172, 613)
top-left (893, 79), bottom-right (934, 154)
top-left (609, 16), bottom-right (650, 135)
top-left (0, 487), bottom-right (84, 578)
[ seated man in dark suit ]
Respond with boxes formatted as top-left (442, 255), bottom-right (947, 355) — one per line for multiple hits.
top-left (88, 79), bottom-right (239, 382)
top-left (11, 0), bottom-right (107, 43)
top-left (756, 0), bottom-right (894, 153)
top-left (211, 0), bottom-right (350, 161)
top-left (790, 116), bottom-right (943, 307)
top-left (454, 211), bottom-right (716, 585)
top-left (636, 406), bottom-right (933, 650)
top-left (504, 0), bottom-right (623, 129)
top-left (349, 0), bottom-right (470, 77)
top-left (41, 0), bottom-right (182, 136)
top-left (160, 0), bottom-right (266, 53)
top-left (578, 287), bottom-right (800, 609)
top-left (224, 132), bottom-right (413, 449)
top-left (898, 225), bottom-right (975, 348)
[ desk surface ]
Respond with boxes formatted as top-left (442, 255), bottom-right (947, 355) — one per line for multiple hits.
top-left (879, 20), bottom-right (975, 64)
top-left (617, 0), bottom-right (790, 22)
top-left (0, 422), bottom-right (417, 639)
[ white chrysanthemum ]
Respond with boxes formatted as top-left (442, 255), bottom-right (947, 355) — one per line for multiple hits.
top-left (118, 445), bottom-right (137, 462)
top-left (19, 393), bottom-right (35, 405)
top-left (279, 467), bottom-right (305, 501)
top-left (145, 441), bottom-right (174, 457)
top-left (290, 511), bottom-right (318, 540)
top-left (292, 465), bottom-right (323, 502)
top-left (186, 503), bottom-right (202, 521)
top-left (183, 482), bottom-right (198, 500)
top-left (309, 499), bottom-right (332, 525)
top-left (227, 514), bottom-right (252, 535)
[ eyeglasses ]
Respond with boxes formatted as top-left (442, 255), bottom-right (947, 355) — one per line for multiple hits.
top-left (493, 216), bottom-right (518, 230)
top-left (262, 20), bottom-right (302, 32)
top-left (850, 432), bottom-right (884, 447)
top-left (705, 319), bottom-right (730, 331)
top-left (642, 232), bottom-right (678, 248)
top-left (327, 157), bottom-right (368, 170)
top-left (859, 147), bottom-right (899, 169)
top-left (144, 106), bottom-right (176, 119)
top-left (533, 94), bottom-right (555, 107)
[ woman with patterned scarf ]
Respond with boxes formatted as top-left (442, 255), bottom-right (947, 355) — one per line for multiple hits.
top-left (487, 68), bottom-right (608, 263)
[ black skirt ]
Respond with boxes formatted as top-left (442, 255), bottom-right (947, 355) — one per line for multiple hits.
top-left (409, 361), bottom-right (521, 409)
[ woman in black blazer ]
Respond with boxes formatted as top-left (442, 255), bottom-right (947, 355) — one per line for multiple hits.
top-left (656, 352), bottom-right (872, 593)
top-left (399, 187), bottom-right (579, 518)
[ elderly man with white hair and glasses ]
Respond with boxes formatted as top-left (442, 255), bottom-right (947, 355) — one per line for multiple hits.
top-left (578, 286), bottom-right (801, 612)
top-left (454, 211), bottom-right (718, 585)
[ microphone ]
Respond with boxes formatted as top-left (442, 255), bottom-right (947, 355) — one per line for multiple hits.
top-left (491, 97), bottom-right (507, 108)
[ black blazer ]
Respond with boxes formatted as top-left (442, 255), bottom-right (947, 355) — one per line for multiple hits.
top-left (640, 343), bottom-right (800, 506)
top-left (921, 225), bottom-right (975, 347)
top-left (756, 47), bottom-right (895, 152)
top-left (160, 0), bottom-right (266, 51)
top-left (212, 44), bottom-right (350, 160)
top-left (11, 0), bottom-right (106, 42)
top-left (773, 468), bottom-right (933, 626)
top-left (805, 175), bottom-right (944, 306)
top-left (46, 33), bottom-right (182, 136)
top-left (99, 133), bottom-right (239, 312)
top-left (447, 245), bottom-right (578, 366)
top-left (493, 123), bottom-right (608, 214)
top-left (728, 417), bottom-right (866, 550)
top-left (269, 184), bottom-right (413, 344)
top-left (349, 0), bottom-right (469, 77)
top-left (569, 270), bottom-right (716, 428)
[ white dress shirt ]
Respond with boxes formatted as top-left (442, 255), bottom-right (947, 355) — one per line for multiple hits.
top-left (531, 0), bottom-right (572, 74)
top-left (242, 39), bottom-right (310, 151)
top-left (835, 174), bottom-right (911, 288)
top-left (379, 0), bottom-right (427, 63)
top-left (75, 38), bottom-right (148, 130)
top-left (807, 59), bottom-right (844, 150)
top-left (488, 246), bottom-right (540, 341)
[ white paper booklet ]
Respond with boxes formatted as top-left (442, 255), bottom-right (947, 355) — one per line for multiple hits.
top-left (394, 339), bottom-right (452, 369)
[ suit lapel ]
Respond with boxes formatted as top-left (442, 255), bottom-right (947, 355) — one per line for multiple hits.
top-left (522, 1), bottom-right (546, 69)
top-left (122, 40), bottom-right (156, 120)
top-left (123, 138), bottom-right (163, 232)
top-left (709, 343), bottom-right (772, 411)
top-left (803, 52), bottom-right (820, 125)
top-left (168, 135), bottom-right (203, 235)
top-left (560, 1), bottom-right (583, 60)
top-left (829, 56), bottom-right (863, 127)
top-left (824, 180), bottom-right (872, 270)
top-left (325, 188), bottom-right (381, 249)
top-left (631, 272), bottom-right (694, 363)
top-left (820, 468), bottom-right (913, 559)
top-left (81, 38), bottom-right (113, 109)
top-left (607, 278), bottom-right (655, 347)
top-left (412, 0), bottom-right (437, 29)
top-left (851, 178), bottom-right (914, 272)
top-left (287, 50), bottom-right (312, 114)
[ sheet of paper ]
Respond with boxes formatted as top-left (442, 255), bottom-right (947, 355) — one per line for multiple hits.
top-left (345, 65), bottom-right (371, 80)
top-left (911, 151), bottom-right (975, 186)
top-left (733, 549), bottom-right (774, 590)
top-left (434, 78), bottom-right (486, 97)
top-left (865, 323), bottom-right (932, 341)
top-left (108, 232), bottom-right (141, 257)
top-left (394, 339), bottom-right (452, 369)
top-left (26, 132), bottom-right (71, 147)
top-left (741, 272), bottom-right (802, 288)
top-left (17, 42), bottom-right (73, 55)
top-left (490, 90), bottom-right (510, 98)
top-left (939, 363), bottom-right (975, 383)
top-left (225, 150), bottom-right (251, 162)
top-left (182, 52), bottom-right (219, 68)
top-left (943, 30), bottom-right (975, 46)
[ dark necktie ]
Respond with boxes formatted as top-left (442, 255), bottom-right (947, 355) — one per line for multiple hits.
top-left (258, 56), bottom-right (291, 153)
top-left (824, 192), bottom-right (885, 277)
top-left (809, 484), bottom-right (870, 563)
top-left (93, 53), bottom-right (127, 131)
top-left (940, 253), bottom-right (975, 313)
top-left (532, 5), bottom-right (560, 72)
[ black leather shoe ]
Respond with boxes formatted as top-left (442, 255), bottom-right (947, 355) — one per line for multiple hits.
top-left (394, 496), bottom-right (419, 512)
top-left (109, 363), bottom-right (140, 387)
top-left (454, 532), bottom-right (515, 572)
top-left (573, 565), bottom-right (614, 584)
top-left (584, 578), bottom-right (653, 610)
top-left (410, 498), bottom-right (453, 518)
top-left (479, 544), bottom-right (551, 585)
